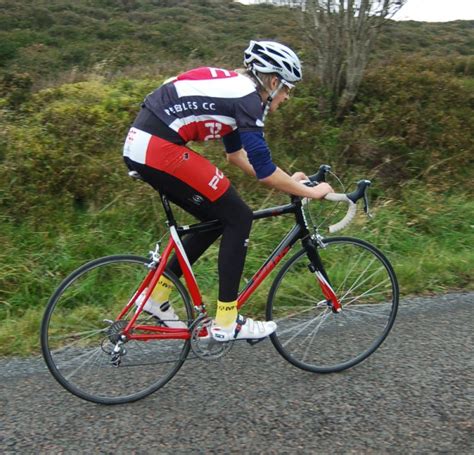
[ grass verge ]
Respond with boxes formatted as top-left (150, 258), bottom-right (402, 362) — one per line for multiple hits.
top-left (1, 186), bottom-right (472, 356)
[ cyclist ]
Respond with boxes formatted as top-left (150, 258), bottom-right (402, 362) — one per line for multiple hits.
top-left (123, 40), bottom-right (333, 342)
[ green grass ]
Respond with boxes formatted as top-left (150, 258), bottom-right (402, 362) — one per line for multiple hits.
top-left (0, 306), bottom-right (44, 357)
top-left (459, 78), bottom-right (474, 91)
top-left (1, 187), bottom-right (473, 356)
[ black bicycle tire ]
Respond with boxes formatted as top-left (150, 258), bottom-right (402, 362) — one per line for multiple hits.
top-left (266, 237), bottom-right (399, 373)
top-left (40, 255), bottom-right (193, 405)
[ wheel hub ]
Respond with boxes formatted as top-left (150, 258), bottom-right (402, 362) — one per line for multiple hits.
top-left (106, 320), bottom-right (129, 344)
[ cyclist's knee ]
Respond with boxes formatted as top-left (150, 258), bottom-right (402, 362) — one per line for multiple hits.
top-left (238, 203), bottom-right (253, 233)
top-left (214, 187), bottom-right (253, 231)
top-left (224, 197), bottom-right (253, 231)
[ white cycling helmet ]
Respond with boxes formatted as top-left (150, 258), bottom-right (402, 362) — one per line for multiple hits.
top-left (244, 40), bottom-right (302, 85)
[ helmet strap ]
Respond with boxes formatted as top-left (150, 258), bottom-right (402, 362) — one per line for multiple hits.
top-left (250, 67), bottom-right (285, 121)
top-left (262, 79), bottom-right (284, 121)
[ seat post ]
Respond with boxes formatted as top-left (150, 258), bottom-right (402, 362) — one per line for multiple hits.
top-left (159, 192), bottom-right (177, 227)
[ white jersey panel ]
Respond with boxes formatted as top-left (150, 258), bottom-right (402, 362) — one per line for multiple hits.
top-left (123, 127), bottom-right (151, 164)
top-left (174, 75), bottom-right (256, 100)
top-left (169, 114), bottom-right (237, 132)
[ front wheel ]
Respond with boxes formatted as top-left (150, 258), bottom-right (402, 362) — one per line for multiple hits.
top-left (41, 255), bottom-right (193, 404)
top-left (267, 237), bottom-right (399, 373)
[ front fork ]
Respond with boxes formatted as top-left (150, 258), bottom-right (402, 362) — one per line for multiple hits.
top-left (303, 237), bottom-right (342, 313)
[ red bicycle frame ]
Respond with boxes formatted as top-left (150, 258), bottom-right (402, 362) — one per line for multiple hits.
top-left (116, 194), bottom-right (341, 342)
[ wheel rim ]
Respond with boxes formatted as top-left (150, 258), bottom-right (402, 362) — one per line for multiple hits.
top-left (41, 256), bottom-right (192, 403)
top-left (268, 238), bottom-right (398, 372)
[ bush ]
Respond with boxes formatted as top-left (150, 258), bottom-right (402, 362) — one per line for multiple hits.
top-left (0, 39), bottom-right (18, 66)
top-left (0, 72), bottom-right (33, 107)
top-left (0, 78), bottom-right (158, 221)
top-left (347, 57), bottom-right (474, 188)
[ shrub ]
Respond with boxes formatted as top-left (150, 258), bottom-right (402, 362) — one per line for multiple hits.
top-left (0, 78), bottom-right (158, 221)
top-left (348, 57), bottom-right (474, 188)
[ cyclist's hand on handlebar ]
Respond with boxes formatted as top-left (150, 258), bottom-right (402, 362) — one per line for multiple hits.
top-left (291, 171), bottom-right (308, 182)
top-left (308, 182), bottom-right (334, 200)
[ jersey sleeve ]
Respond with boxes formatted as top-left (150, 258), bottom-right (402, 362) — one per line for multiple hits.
top-left (240, 131), bottom-right (277, 179)
top-left (222, 129), bottom-right (242, 153)
top-left (234, 92), bottom-right (265, 133)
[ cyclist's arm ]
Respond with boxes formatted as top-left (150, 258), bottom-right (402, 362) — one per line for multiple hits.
top-left (237, 130), bottom-right (332, 199)
top-left (261, 167), bottom-right (333, 200)
top-left (226, 144), bottom-right (331, 199)
top-left (226, 148), bottom-right (256, 177)
top-left (222, 131), bottom-right (255, 177)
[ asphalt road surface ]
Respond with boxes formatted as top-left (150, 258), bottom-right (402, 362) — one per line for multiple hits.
top-left (1, 292), bottom-right (473, 454)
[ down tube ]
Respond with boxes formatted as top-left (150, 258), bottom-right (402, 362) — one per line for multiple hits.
top-left (237, 224), bottom-right (303, 309)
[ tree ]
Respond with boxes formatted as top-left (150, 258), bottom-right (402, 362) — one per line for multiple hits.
top-left (299, 0), bottom-right (407, 119)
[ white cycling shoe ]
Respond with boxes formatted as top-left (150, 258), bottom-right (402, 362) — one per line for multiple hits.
top-left (135, 293), bottom-right (187, 329)
top-left (211, 315), bottom-right (277, 342)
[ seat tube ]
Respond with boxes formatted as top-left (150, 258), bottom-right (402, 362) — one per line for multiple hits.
top-left (159, 192), bottom-right (177, 227)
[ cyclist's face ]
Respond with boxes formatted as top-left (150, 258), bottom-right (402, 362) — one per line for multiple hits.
top-left (268, 76), bottom-right (291, 113)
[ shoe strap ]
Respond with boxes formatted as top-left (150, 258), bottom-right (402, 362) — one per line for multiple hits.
top-left (159, 301), bottom-right (170, 311)
top-left (233, 315), bottom-right (246, 339)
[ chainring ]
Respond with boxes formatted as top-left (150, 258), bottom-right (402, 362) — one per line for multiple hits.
top-left (190, 316), bottom-right (233, 361)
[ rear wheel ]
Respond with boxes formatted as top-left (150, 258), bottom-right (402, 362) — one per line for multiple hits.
top-left (41, 255), bottom-right (193, 404)
top-left (267, 237), bottom-right (399, 373)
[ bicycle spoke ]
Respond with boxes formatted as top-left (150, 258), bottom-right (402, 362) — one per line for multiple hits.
top-left (119, 357), bottom-right (185, 367)
top-left (274, 292), bottom-right (321, 306)
top-left (342, 306), bottom-right (391, 319)
top-left (279, 279), bottom-right (321, 303)
top-left (56, 343), bottom-right (105, 368)
top-left (335, 251), bottom-right (365, 295)
top-left (50, 328), bottom-right (107, 344)
top-left (281, 309), bottom-right (329, 346)
top-left (301, 311), bottom-right (331, 362)
top-left (274, 302), bottom-right (326, 324)
top-left (340, 289), bottom-right (390, 304)
top-left (338, 257), bottom-right (378, 301)
top-left (64, 346), bottom-right (104, 381)
top-left (341, 278), bottom-right (391, 306)
top-left (339, 263), bottom-right (385, 302)
top-left (83, 346), bottom-right (106, 381)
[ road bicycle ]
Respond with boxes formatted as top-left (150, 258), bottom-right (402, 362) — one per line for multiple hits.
top-left (41, 165), bottom-right (399, 404)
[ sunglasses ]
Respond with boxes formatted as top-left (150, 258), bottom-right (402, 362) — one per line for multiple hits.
top-left (280, 78), bottom-right (295, 94)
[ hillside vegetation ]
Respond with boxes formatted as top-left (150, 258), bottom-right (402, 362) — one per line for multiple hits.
top-left (0, 0), bottom-right (473, 355)
top-left (1, 0), bottom-right (473, 90)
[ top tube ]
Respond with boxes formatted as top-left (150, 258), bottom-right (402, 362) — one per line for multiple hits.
top-left (176, 201), bottom-right (300, 236)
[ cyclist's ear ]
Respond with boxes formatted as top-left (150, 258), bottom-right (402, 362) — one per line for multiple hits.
top-left (270, 75), bottom-right (279, 90)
